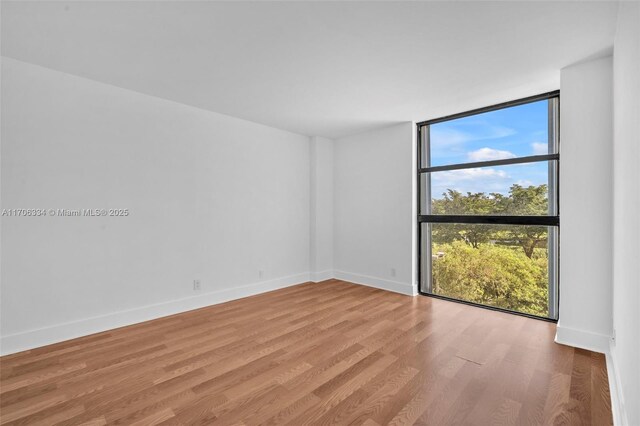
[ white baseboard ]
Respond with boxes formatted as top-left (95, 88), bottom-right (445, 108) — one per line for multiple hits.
top-left (1, 270), bottom-right (415, 356)
top-left (310, 269), bottom-right (334, 282)
top-left (333, 270), bottom-right (416, 296)
top-left (555, 326), bottom-right (627, 424)
top-left (554, 325), bottom-right (611, 354)
top-left (0, 273), bottom-right (310, 356)
top-left (9, 271), bottom-right (625, 423)
top-left (607, 343), bottom-right (628, 426)
top-left (554, 326), bottom-right (628, 425)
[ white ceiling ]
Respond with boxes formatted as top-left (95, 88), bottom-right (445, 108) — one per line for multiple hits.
top-left (1, 1), bottom-right (619, 139)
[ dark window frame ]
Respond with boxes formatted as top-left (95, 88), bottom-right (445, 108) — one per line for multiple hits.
top-left (417, 90), bottom-right (560, 322)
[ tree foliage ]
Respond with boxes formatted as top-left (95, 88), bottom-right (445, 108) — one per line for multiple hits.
top-left (432, 241), bottom-right (549, 316)
top-left (432, 184), bottom-right (549, 257)
top-left (429, 184), bottom-right (552, 316)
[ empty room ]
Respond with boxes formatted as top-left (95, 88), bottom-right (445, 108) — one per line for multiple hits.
top-left (1, 1), bottom-right (638, 425)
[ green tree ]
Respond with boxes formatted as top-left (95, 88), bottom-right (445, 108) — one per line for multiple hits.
top-left (432, 184), bottom-right (550, 257)
top-left (432, 189), bottom-right (496, 215)
top-left (498, 184), bottom-right (548, 216)
top-left (497, 184), bottom-right (549, 258)
top-left (432, 190), bottom-right (496, 248)
top-left (432, 241), bottom-right (548, 316)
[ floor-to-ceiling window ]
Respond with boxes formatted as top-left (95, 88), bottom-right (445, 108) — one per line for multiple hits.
top-left (418, 92), bottom-right (559, 320)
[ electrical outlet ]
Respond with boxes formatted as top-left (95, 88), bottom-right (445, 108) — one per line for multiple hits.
top-left (390, 268), bottom-right (396, 277)
top-left (193, 279), bottom-right (201, 291)
top-left (258, 270), bottom-right (264, 279)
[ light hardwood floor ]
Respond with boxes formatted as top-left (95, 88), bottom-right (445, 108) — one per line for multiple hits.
top-left (0, 279), bottom-right (612, 425)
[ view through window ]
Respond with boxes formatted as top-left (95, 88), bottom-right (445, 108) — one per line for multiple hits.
top-left (418, 92), bottom-right (559, 320)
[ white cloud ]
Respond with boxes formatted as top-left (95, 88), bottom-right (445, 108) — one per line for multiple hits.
top-left (531, 142), bottom-right (548, 155)
top-left (515, 179), bottom-right (534, 187)
top-left (467, 147), bottom-right (516, 162)
top-left (431, 167), bottom-right (512, 196)
top-left (434, 168), bottom-right (508, 182)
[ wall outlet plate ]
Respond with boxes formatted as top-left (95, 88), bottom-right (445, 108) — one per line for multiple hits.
top-left (193, 280), bottom-right (201, 291)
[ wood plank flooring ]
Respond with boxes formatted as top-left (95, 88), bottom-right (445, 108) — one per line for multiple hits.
top-left (0, 279), bottom-right (612, 425)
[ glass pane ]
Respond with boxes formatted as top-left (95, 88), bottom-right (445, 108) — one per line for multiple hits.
top-left (429, 223), bottom-right (554, 318)
top-left (427, 99), bottom-right (555, 168)
top-left (424, 161), bottom-right (556, 216)
top-left (420, 124), bottom-right (429, 170)
top-left (420, 222), bottom-right (431, 292)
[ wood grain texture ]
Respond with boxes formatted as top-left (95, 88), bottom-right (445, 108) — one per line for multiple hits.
top-left (0, 280), bottom-right (612, 425)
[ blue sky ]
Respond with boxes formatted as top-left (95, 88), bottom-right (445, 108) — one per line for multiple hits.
top-left (429, 100), bottom-right (553, 198)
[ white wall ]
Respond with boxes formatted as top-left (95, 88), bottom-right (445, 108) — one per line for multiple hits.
top-left (333, 122), bottom-right (416, 295)
top-left (556, 55), bottom-right (613, 353)
top-left (309, 136), bottom-right (334, 282)
top-left (0, 58), bottom-right (311, 354)
top-left (611, 2), bottom-right (640, 425)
